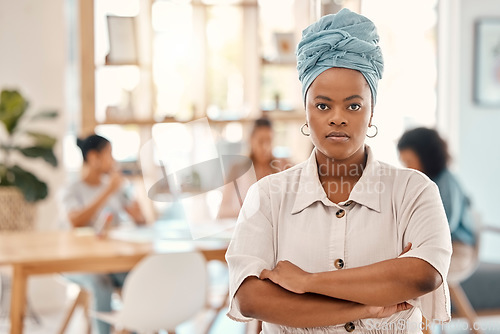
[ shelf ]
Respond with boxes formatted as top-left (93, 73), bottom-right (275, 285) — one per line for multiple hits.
top-left (95, 63), bottom-right (141, 69)
top-left (261, 57), bottom-right (296, 66)
top-left (97, 111), bottom-right (304, 127)
top-left (84, 0), bottom-right (307, 136)
top-left (265, 110), bottom-right (305, 121)
top-left (190, 1), bottom-right (259, 8)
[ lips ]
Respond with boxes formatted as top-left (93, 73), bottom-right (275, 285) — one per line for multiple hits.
top-left (326, 131), bottom-right (349, 138)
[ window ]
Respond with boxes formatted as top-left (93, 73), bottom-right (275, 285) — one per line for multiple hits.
top-left (152, 1), bottom-right (194, 120)
top-left (362, 0), bottom-right (438, 165)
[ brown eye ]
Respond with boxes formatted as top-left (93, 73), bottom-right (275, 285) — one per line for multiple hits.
top-left (316, 103), bottom-right (329, 111)
top-left (348, 104), bottom-right (361, 111)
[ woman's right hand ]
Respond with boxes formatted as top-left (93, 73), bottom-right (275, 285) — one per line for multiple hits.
top-left (366, 302), bottom-right (413, 319)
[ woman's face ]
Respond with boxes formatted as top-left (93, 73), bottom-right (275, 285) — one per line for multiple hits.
top-left (305, 67), bottom-right (372, 163)
top-left (251, 127), bottom-right (273, 164)
top-left (398, 149), bottom-right (424, 172)
top-left (87, 143), bottom-right (115, 174)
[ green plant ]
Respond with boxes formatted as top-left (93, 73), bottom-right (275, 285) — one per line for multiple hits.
top-left (0, 89), bottom-right (58, 202)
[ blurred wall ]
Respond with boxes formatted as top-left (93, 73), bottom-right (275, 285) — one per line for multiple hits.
top-left (453, 0), bottom-right (500, 227)
top-left (0, 0), bottom-right (67, 230)
top-left (1, 0), bottom-right (498, 232)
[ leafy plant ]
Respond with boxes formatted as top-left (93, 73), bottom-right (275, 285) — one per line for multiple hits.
top-left (0, 89), bottom-right (58, 202)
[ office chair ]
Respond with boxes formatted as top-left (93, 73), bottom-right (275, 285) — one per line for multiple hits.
top-left (57, 281), bottom-right (91, 334)
top-left (92, 251), bottom-right (207, 334)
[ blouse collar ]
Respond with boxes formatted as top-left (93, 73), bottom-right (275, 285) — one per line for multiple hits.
top-left (291, 145), bottom-right (382, 214)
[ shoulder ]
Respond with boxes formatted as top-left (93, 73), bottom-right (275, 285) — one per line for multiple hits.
top-left (262, 159), bottom-right (306, 183)
top-left (434, 168), bottom-right (461, 188)
top-left (270, 157), bottom-right (295, 172)
top-left (365, 145), bottom-right (434, 192)
top-left (377, 160), bottom-right (437, 195)
top-left (377, 160), bottom-right (426, 180)
top-left (250, 160), bottom-right (307, 194)
top-left (64, 179), bottom-right (86, 194)
top-left (61, 179), bottom-right (87, 207)
top-left (434, 168), bottom-right (468, 197)
top-left (374, 162), bottom-right (446, 221)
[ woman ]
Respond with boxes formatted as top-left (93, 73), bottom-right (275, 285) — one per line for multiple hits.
top-left (398, 127), bottom-right (476, 282)
top-left (249, 117), bottom-right (292, 181)
top-left (226, 8), bottom-right (452, 333)
top-left (62, 134), bottom-right (145, 334)
top-left (218, 117), bottom-right (292, 219)
top-left (63, 134), bottom-right (145, 228)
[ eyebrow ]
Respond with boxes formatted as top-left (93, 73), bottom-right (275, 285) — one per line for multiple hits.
top-left (314, 95), bottom-right (364, 102)
top-left (314, 95), bottom-right (332, 101)
top-left (344, 95), bottom-right (364, 101)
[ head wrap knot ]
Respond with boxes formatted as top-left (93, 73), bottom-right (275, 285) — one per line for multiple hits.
top-left (296, 8), bottom-right (384, 105)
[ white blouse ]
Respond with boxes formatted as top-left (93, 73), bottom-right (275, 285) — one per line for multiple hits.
top-left (226, 146), bottom-right (452, 334)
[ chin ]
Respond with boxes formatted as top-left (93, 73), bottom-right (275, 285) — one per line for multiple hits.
top-left (316, 141), bottom-right (362, 162)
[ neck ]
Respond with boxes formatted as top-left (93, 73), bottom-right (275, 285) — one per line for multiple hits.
top-left (315, 147), bottom-right (367, 180)
top-left (251, 155), bottom-right (273, 168)
top-left (82, 167), bottom-right (102, 185)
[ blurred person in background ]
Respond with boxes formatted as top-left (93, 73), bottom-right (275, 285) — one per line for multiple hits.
top-left (63, 134), bottom-right (145, 228)
top-left (61, 134), bottom-right (145, 334)
top-left (398, 127), bottom-right (476, 282)
top-left (218, 117), bottom-right (293, 219)
top-left (249, 116), bottom-right (292, 181)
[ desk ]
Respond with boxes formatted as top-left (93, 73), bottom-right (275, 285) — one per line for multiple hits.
top-left (0, 229), bottom-right (229, 334)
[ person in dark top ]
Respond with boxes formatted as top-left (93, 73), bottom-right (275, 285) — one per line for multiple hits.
top-left (398, 127), bottom-right (476, 282)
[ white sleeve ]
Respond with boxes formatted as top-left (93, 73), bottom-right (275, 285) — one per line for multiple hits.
top-left (398, 179), bottom-right (453, 322)
top-left (61, 184), bottom-right (83, 214)
top-left (225, 181), bottom-right (275, 322)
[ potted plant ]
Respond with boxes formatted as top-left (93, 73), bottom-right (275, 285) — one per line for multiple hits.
top-left (0, 89), bottom-right (58, 230)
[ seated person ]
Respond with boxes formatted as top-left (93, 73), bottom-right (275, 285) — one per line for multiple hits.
top-left (218, 117), bottom-right (293, 218)
top-left (398, 127), bottom-right (476, 282)
top-left (249, 117), bottom-right (292, 181)
top-left (61, 134), bottom-right (145, 334)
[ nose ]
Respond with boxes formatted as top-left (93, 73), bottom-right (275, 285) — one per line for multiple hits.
top-left (328, 108), bottom-right (347, 126)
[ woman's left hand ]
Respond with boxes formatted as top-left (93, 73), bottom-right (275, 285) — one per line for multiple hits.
top-left (260, 260), bottom-right (311, 294)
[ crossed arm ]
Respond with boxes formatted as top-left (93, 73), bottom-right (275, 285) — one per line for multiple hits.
top-left (260, 256), bottom-right (441, 306)
top-left (235, 276), bottom-right (412, 328)
top-left (235, 243), bottom-right (442, 328)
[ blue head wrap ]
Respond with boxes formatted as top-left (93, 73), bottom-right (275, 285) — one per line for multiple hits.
top-left (296, 8), bottom-right (384, 106)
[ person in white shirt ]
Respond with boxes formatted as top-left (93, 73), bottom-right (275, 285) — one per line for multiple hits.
top-left (63, 134), bottom-right (145, 228)
top-left (225, 8), bottom-right (452, 334)
top-left (62, 134), bottom-right (145, 334)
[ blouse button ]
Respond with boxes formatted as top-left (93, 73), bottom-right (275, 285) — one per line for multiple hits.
top-left (334, 258), bottom-right (345, 269)
top-left (344, 321), bottom-right (355, 332)
top-left (344, 200), bottom-right (353, 206)
top-left (336, 209), bottom-right (345, 218)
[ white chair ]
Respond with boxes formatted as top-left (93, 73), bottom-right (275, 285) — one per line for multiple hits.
top-left (57, 282), bottom-right (91, 334)
top-left (92, 251), bottom-right (207, 334)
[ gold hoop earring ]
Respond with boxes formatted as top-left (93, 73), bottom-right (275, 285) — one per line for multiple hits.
top-left (366, 124), bottom-right (378, 138)
top-left (300, 123), bottom-right (310, 136)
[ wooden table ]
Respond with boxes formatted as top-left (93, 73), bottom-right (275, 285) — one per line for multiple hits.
top-left (0, 229), bottom-right (229, 334)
